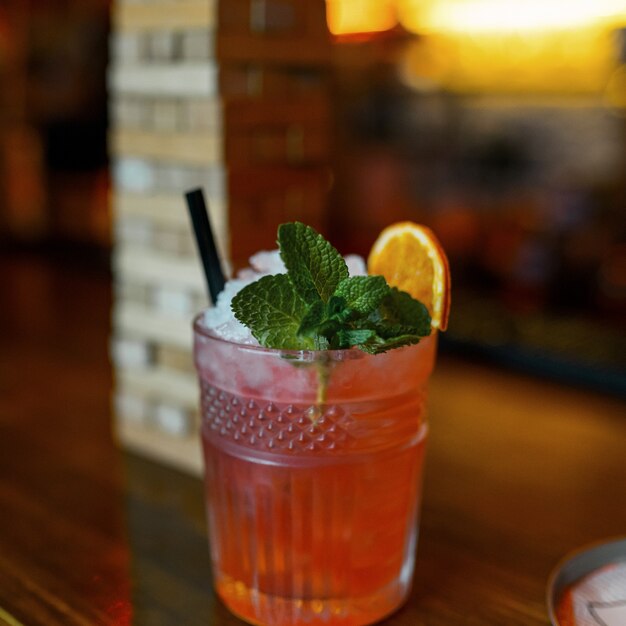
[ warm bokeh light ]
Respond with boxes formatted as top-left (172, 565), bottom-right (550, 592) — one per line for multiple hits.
top-left (328, 0), bottom-right (626, 95)
top-left (399, 28), bottom-right (616, 94)
top-left (326, 0), bottom-right (397, 36)
top-left (328, 0), bottom-right (626, 36)
top-left (399, 0), bottom-right (626, 34)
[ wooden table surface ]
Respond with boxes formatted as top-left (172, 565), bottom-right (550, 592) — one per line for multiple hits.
top-left (1, 250), bottom-right (625, 626)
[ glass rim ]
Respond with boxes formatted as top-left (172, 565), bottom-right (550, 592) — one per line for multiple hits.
top-left (193, 312), bottom-right (369, 361)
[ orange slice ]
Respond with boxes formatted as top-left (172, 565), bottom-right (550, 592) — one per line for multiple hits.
top-left (368, 222), bottom-right (451, 330)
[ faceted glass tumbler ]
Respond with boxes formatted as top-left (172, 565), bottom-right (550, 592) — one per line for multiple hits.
top-left (193, 318), bottom-right (436, 626)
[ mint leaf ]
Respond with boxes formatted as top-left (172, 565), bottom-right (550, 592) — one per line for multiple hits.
top-left (297, 296), bottom-right (357, 349)
top-left (299, 298), bottom-right (351, 339)
top-left (336, 328), bottom-right (377, 349)
top-left (359, 333), bottom-right (424, 355)
top-left (335, 276), bottom-right (389, 315)
top-left (369, 322), bottom-right (421, 340)
top-left (297, 300), bottom-right (325, 337)
top-left (326, 295), bottom-right (353, 323)
top-left (278, 222), bottom-right (348, 304)
top-left (349, 287), bottom-right (431, 353)
top-left (231, 274), bottom-right (311, 350)
top-left (380, 287), bottom-right (431, 336)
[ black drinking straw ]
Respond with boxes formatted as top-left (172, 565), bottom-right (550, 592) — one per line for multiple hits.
top-left (185, 188), bottom-right (226, 305)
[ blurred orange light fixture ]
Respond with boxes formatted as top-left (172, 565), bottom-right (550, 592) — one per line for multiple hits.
top-left (328, 0), bottom-right (626, 36)
top-left (326, 0), bottom-right (398, 36)
top-left (328, 0), bottom-right (626, 95)
top-left (396, 0), bottom-right (626, 95)
top-left (399, 0), bottom-right (626, 34)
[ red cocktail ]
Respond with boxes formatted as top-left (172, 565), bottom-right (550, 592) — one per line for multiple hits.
top-left (194, 321), bottom-right (436, 625)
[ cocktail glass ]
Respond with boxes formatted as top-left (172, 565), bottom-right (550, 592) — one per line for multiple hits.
top-left (193, 316), bottom-right (436, 626)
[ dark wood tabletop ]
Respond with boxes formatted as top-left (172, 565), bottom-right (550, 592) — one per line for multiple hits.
top-left (1, 250), bottom-right (625, 626)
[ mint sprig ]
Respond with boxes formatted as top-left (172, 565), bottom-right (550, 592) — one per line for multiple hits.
top-left (231, 223), bottom-right (431, 354)
top-left (278, 222), bottom-right (349, 304)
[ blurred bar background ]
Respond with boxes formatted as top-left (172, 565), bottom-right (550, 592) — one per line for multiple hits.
top-left (0, 0), bottom-right (624, 413)
top-left (0, 1), bottom-right (110, 251)
top-left (327, 0), bottom-right (626, 396)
